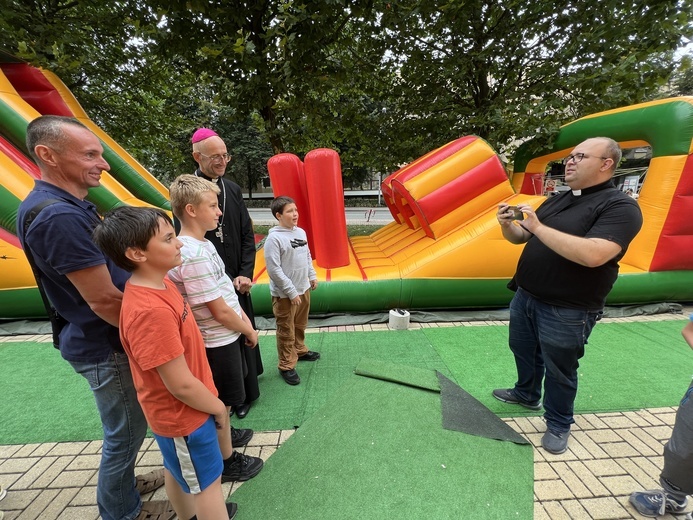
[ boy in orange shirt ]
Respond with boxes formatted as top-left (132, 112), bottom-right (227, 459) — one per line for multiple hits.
top-left (93, 206), bottom-right (240, 520)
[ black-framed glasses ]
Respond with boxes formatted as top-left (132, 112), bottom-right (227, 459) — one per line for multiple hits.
top-left (562, 153), bottom-right (608, 165)
top-left (198, 152), bottom-right (232, 163)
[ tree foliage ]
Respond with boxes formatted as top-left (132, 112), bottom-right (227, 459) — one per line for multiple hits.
top-left (371, 0), bottom-right (692, 159)
top-left (0, 0), bottom-right (691, 187)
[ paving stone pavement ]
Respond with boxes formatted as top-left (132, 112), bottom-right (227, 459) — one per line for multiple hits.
top-left (1, 307), bottom-right (691, 519)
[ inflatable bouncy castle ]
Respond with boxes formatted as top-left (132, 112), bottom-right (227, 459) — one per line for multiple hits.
top-left (0, 54), bottom-right (170, 318)
top-left (1, 53), bottom-right (692, 318)
top-left (254, 98), bottom-right (693, 314)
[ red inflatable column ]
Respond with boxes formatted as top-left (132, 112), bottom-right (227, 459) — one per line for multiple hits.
top-left (267, 153), bottom-right (316, 259)
top-left (303, 149), bottom-right (349, 268)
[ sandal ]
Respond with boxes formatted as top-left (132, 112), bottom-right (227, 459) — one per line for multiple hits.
top-left (135, 468), bottom-right (166, 495)
top-left (135, 500), bottom-right (176, 520)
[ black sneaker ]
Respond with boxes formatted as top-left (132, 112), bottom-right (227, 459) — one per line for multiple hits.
top-left (231, 426), bottom-right (253, 447)
top-left (541, 429), bottom-right (570, 455)
top-left (189, 502), bottom-right (237, 520)
top-left (222, 451), bottom-right (264, 482)
top-left (298, 351), bottom-right (320, 361)
top-left (280, 368), bottom-right (301, 385)
top-left (226, 502), bottom-right (238, 520)
top-left (492, 388), bottom-right (542, 411)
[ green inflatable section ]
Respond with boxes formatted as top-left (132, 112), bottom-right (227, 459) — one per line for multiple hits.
top-left (7, 265), bottom-right (693, 320)
top-left (514, 100), bottom-right (693, 172)
top-left (249, 272), bottom-right (693, 317)
top-left (99, 143), bottom-right (171, 211)
top-left (0, 98), bottom-right (130, 220)
top-left (0, 184), bottom-right (20, 234)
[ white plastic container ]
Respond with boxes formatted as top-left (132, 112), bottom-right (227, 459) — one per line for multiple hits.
top-left (388, 308), bottom-right (410, 330)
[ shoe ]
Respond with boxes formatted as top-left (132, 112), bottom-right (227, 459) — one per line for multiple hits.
top-left (134, 468), bottom-right (165, 495)
top-left (234, 402), bottom-right (251, 419)
top-left (492, 388), bottom-right (542, 411)
top-left (135, 500), bottom-right (176, 520)
top-left (189, 502), bottom-right (237, 520)
top-left (298, 351), bottom-right (321, 361)
top-left (541, 429), bottom-right (570, 455)
top-left (629, 489), bottom-right (688, 517)
top-left (280, 368), bottom-right (301, 385)
top-left (222, 450), bottom-right (264, 482)
top-left (231, 426), bottom-right (253, 447)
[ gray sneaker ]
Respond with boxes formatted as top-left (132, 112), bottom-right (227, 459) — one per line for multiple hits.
top-left (628, 489), bottom-right (688, 517)
top-left (492, 388), bottom-right (542, 411)
top-left (541, 429), bottom-right (570, 454)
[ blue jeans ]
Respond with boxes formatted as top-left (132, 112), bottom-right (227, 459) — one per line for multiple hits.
top-left (508, 288), bottom-right (599, 433)
top-left (69, 351), bottom-right (148, 520)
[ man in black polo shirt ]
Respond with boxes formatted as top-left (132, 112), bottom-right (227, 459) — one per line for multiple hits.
top-left (493, 137), bottom-right (643, 455)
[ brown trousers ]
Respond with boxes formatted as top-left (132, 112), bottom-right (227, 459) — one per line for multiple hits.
top-left (272, 290), bottom-right (311, 370)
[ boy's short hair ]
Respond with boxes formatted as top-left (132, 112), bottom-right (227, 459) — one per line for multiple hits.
top-left (93, 206), bottom-right (172, 272)
top-left (270, 196), bottom-right (295, 219)
top-left (169, 174), bottom-right (220, 221)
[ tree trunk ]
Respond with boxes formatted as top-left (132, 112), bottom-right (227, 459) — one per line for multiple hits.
top-left (246, 158), bottom-right (253, 198)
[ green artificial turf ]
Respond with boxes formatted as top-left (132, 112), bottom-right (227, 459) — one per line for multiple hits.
top-left (230, 374), bottom-right (534, 519)
top-left (423, 319), bottom-right (693, 416)
top-left (2, 319), bottom-right (691, 444)
top-left (0, 341), bottom-right (101, 444)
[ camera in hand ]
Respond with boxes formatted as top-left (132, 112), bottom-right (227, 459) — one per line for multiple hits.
top-left (507, 206), bottom-right (524, 221)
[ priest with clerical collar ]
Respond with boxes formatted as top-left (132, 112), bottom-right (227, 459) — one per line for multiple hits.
top-left (177, 127), bottom-right (264, 421)
top-left (492, 137), bottom-right (643, 456)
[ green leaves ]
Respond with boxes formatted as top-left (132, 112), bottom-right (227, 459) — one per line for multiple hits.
top-left (1, 0), bottom-right (690, 189)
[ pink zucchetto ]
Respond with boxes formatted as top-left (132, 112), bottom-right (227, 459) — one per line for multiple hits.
top-left (191, 128), bottom-right (219, 143)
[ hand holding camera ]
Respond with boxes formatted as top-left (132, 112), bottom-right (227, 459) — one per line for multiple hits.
top-left (505, 206), bottom-right (524, 221)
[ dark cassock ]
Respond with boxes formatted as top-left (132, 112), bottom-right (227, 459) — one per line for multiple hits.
top-left (176, 169), bottom-right (264, 408)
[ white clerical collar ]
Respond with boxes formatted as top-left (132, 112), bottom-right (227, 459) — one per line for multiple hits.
top-left (571, 189), bottom-right (582, 196)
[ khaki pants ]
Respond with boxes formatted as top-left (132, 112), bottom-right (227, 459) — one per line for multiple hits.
top-left (272, 290), bottom-right (311, 371)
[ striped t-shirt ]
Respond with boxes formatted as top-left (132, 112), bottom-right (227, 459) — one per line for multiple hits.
top-left (168, 236), bottom-right (242, 348)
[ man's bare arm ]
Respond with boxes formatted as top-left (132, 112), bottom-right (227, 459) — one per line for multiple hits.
top-left (66, 265), bottom-right (123, 326)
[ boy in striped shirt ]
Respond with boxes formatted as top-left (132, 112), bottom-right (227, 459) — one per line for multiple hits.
top-left (168, 174), bottom-right (263, 482)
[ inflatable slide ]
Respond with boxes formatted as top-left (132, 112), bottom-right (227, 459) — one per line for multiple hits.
top-left (0, 55), bottom-right (170, 318)
top-left (252, 97), bottom-right (693, 315)
top-left (1, 53), bottom-right (692, 318)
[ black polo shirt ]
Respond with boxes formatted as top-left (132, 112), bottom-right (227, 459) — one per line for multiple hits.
top-left (512, 181), bottom-right (643, 310)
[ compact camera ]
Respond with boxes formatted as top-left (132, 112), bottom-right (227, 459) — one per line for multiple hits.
top-left (506, 206), bottom-right (524, 221)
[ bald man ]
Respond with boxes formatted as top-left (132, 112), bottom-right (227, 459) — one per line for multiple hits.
top-left (493, 137), bottom-right (643, 455)
top-left (185, 128), bottom-right (263, 419)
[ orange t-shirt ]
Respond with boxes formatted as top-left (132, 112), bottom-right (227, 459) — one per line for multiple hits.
top-left (119, 278), bottom-right (217, 437)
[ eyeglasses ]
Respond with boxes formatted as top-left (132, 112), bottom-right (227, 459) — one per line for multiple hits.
top-left (198, 152), bottom-right (231, 163)
top-left (562, 153), bottom-right (608, 165)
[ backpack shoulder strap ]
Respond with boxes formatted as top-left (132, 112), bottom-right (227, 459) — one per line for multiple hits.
top-left (22, 198), bottom-right (66, 348)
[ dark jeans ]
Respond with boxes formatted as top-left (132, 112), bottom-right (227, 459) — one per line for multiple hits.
top-left (661, 381), bottom-right (693, 498)
top-left (508, 288), bottom-right (600, 433)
